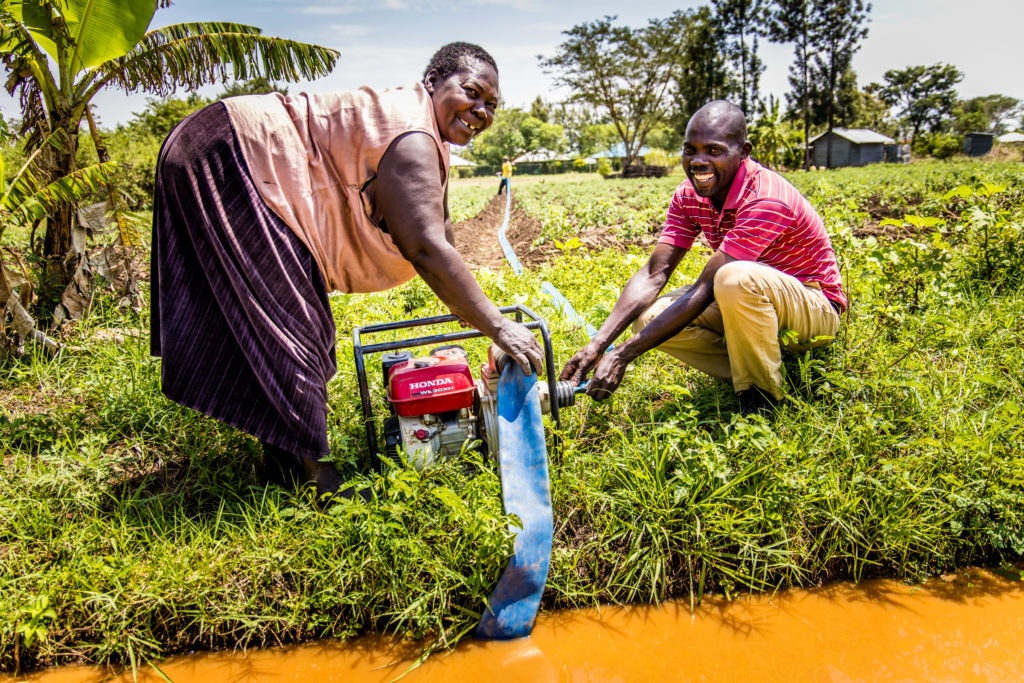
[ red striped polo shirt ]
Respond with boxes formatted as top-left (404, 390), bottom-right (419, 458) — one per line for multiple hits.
top-left (659, 158), bottom-right (847, 311)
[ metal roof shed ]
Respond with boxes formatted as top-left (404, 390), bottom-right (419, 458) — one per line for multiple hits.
top-left (449, 152), bottom-right (476, 167)
top-left (514, 148), bottom-right (568, 163)
top-left (808, 128), bottom-right (896, 168)
top-left (590, 143), bottom-right (651, 159)
top-left (965, 132), bottom-right (994, 157)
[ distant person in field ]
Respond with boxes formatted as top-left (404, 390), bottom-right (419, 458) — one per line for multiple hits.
top-left (560, 100), bottom-right (846, 415)
top-left (151, 42), bottom-right (544, 498)
top-left (498, 155), bottom-right (512, 194)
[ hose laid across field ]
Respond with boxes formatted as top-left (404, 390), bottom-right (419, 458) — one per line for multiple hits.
top-left (496, 182), bottom-right (598, 337)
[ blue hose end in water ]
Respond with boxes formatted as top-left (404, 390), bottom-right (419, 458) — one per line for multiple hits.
top-left (476, 364), bottom-right (553, 640)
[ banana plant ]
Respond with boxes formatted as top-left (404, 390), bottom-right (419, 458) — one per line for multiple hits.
top-left (0, 124), bottom-right (115, 355)
top-left (0, 0), bottom-right (340, 310)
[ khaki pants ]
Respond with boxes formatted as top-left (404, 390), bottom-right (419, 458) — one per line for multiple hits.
top-left (633, 261), bottom-right (840, 399)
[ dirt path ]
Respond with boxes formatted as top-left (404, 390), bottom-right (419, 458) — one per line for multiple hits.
top-left (452, 193), bottom-right (641, 271)
top-left (451, 193), bottom-right (540, 270)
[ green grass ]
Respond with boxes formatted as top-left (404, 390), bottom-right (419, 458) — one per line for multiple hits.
top-left (2, 161), bottom-right (1023, 673)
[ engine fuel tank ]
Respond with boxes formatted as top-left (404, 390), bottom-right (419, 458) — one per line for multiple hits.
top-left (387, 354), bottom-right (476, 416)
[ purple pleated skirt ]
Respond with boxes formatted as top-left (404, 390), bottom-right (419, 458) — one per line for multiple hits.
top-left (150, 102), bottom-right (337, 459)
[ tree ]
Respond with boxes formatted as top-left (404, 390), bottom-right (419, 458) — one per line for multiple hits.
top-left (539, 15), bottom-right (683, 169)
top-left (126, 93), bottom-right (210, 140)
top-left (803, 65), bottom-right (860, 129)
top-left (877, 63), bottom-right (962, 145)
top-left (551, 102), bottom-right (617, 157)
top-left (528, 96), bottom-right (550, 123)
top-left (468, 107), bottom-right (565, 164)
top-left (712, 0), bottom-right (768, 115)
top-left (768, 0), bottom-right (818, 167)
top-left (808, 0), bottom-right (871, 168)
top-left (850, 83), bottom-right (895, 136)
top-left (748, 96), bottom-right (801, 169)
top-left (668, 6), bottom-right (737, 133)
top-left (1, 0), bottom-right (338, 314)
top-left (218, 76), bottom-right (289, 100)
top-left (0, 124), bottom-right (114, 355)
top-left (952, 94), bottom-right (1020, 135)
top-left (644, 124), bottom-right (682, 155)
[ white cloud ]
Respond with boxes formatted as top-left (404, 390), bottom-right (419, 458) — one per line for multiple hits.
top-left (300, 4), bottom-right (361, 15)
top-left (327, 24), bottom-right (371, 37)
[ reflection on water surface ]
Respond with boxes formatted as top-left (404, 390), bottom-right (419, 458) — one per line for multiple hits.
top-left (15, 567), bottom-right (1024, 682)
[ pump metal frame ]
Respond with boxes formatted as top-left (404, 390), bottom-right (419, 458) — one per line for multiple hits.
top-left (352, 305), bottom-right (559, 462)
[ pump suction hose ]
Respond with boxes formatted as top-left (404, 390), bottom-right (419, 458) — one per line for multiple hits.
top-left (490, 346), bottom-right (576, 409)
top-left (476, 362), bottom-right (553, 639)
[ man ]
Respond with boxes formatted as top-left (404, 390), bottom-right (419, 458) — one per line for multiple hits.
top-left (498, 156), bottom-right (512, 194)
top-left (560, 100), bottom-right (846, 415)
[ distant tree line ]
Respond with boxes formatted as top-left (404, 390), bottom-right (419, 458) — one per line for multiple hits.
top-left (465, 1), bottom-right (1021, 170)
top-left (6, 6), bottom-right (1019, 200)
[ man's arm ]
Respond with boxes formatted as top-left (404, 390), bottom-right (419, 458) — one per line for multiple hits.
top-left (377, 133), bottom-right (543, 375)
top-left (585, 249), bottom-right (737, 400)
top-left (560, 242), bottom-right (687, 385)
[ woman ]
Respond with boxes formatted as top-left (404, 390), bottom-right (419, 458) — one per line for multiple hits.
top-left (150, 42), bottom-right (542, 496)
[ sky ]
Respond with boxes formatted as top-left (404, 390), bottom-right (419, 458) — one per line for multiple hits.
top-left (2, 0), bottom-right (1022, 129)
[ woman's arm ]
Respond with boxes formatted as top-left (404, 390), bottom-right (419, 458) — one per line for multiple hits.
top-left (376, 132), bottom-right (543, 375)
top-left (442, 183), bottom-right (456, 246)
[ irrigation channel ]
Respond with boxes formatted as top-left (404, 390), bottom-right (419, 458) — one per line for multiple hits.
top-left (13, 184), bottom-right (1024, 681)
top-left (14, 567), bottom-right (1024, 681)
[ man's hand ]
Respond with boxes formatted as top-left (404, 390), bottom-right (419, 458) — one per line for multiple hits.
top-left (559, 342), bottom-right (603, 386)
top-left (585, 348), bottom-right (631, 401)
top-left (493, 319), bottom-right (544, 376)
top-left (559, 243), bottom-right (687, 390)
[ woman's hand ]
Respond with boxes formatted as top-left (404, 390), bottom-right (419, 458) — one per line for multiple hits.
top-left (492, 319), bottom-right (544, 376)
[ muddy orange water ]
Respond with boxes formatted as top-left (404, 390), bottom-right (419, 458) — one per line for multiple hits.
top-left (14, 568), bottom-right (1024, 682)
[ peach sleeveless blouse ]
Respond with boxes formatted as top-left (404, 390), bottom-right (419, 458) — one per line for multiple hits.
top-left (222, 83), bottom-right (449, 293)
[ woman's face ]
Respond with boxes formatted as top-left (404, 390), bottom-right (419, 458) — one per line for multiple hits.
top-left (425, 59), bottom-right (499, 146)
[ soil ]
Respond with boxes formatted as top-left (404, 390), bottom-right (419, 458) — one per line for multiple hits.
top-left (852, 192), bottom-right (957, 241)
top-left (451, 193), bottom-right (516, 270)
top-left (452, 193), bottom-right (646, 271)
top-left (853, 222), bottom-right (932, 241)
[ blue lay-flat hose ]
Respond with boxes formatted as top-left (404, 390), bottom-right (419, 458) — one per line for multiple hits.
top-left (497, 180), bottom-right (598, 338)
top-left (477, 178), bottom-right (605, 639)
top-left (475, 363), bottom-right (553, 639)
top-left (496, 180), bottom-right (605, 398)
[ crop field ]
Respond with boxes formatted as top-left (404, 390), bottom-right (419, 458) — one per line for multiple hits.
top-left (446, 181), bottom-right (496, 223)
top-left (1, 161), bottom-right (1023, 672)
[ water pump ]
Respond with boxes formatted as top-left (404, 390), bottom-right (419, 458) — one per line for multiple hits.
top-left (353, 305), bottom-right (568, 639)
top-left (352, 305), bottom-right (575, 469)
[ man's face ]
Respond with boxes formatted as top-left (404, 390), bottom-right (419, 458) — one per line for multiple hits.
top-left (682, 117), bottom-right (751, 206)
